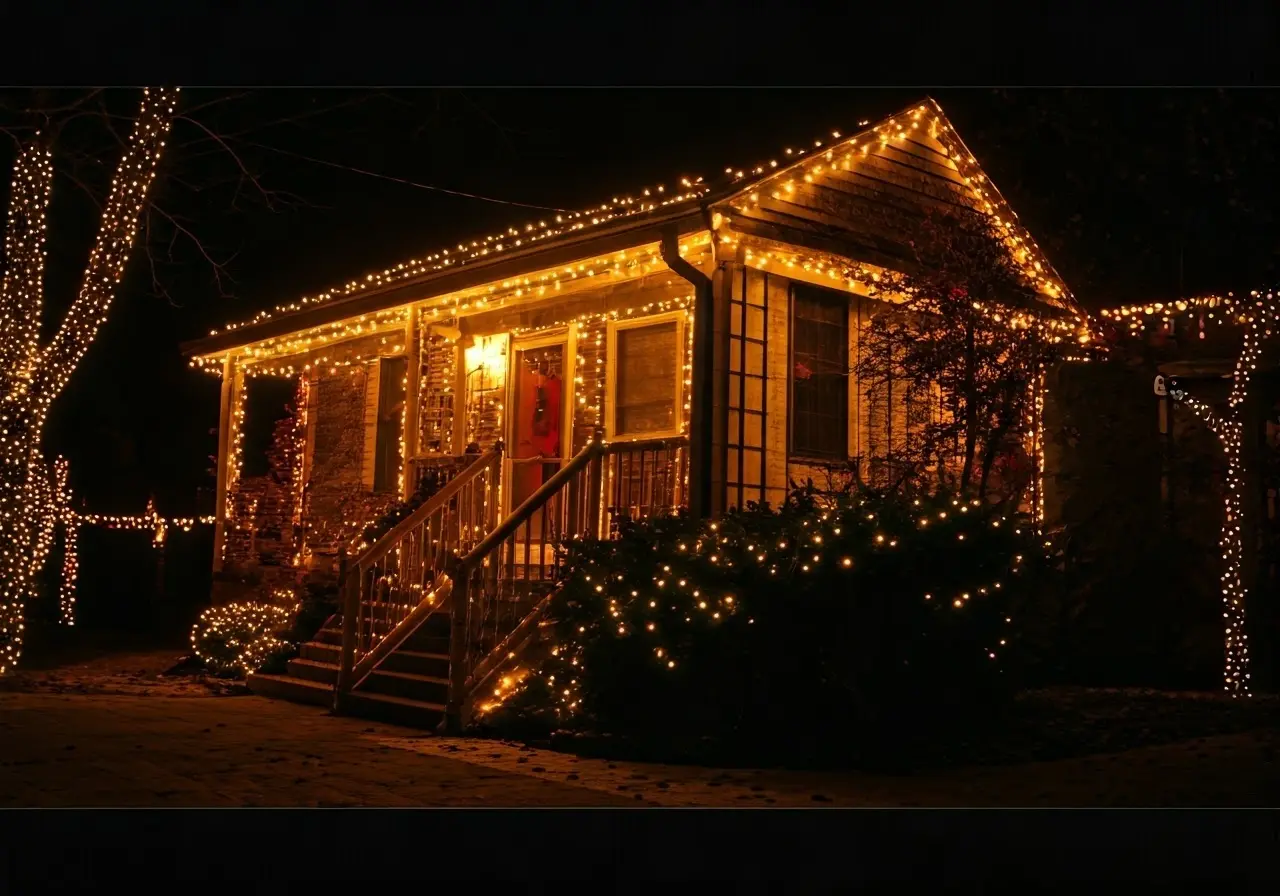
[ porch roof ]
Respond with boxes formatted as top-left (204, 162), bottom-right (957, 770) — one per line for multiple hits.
top-left (182, 97), bottom-right (1078, 359)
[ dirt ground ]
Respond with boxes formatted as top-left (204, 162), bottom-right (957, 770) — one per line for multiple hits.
top-left (1, 649), bottom-right (1279, 807)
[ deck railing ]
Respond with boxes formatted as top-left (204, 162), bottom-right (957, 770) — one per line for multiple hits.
top-left (603, 435), bottom-right (689, 531)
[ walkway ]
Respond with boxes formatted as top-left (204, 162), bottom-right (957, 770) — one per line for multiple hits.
top-left (2, 687), bottom-right (1278, 807)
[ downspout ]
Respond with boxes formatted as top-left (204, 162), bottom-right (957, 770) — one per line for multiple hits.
top-left (661, 205), bottom-right (719, 519)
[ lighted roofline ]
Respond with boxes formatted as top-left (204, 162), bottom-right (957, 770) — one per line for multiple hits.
top-left (187, 95), bottom-right (1078, 355)
top-left (196, 236), bottom-right (703, 370)
top-left (182, 206), bottom-right (707, 357)
top-left (713, 97), bottom-right (1080, 317)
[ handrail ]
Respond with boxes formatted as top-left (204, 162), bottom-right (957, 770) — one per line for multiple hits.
top-left (456, 437), bottom-right (603, 571)
top-left (604, 434), bottom-right (689, 451)
top-left (335, 447), bottom-right (502, 707)
top-left (350, 448), bottom-right (501, 569)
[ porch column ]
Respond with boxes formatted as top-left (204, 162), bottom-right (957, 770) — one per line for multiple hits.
top-left (402, 306), bottom-right (422, 499)
top-left (452, 334), bottom-right (469, 455)
top-left (211, 354), bottom-right (240, 572)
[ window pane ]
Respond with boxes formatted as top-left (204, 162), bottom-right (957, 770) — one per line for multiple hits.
top-left (616, 322), bottom-right (677, 435)
top-left (791, 287), bottom-right (848, 460)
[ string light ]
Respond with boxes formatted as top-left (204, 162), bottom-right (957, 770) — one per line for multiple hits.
top-left (0, 87), bottom-right (178, 675)
top-left (46, 456), bottom-right (214, 627)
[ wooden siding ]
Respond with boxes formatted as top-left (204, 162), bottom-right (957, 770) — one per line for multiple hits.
top-left (726, 128), bottom-right (985, 278)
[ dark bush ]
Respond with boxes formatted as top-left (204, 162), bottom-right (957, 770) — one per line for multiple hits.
top-left (484, 486), bottom-right (1049, 764)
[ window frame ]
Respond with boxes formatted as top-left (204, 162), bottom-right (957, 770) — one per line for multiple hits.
top-left (605, 310), bottom-right (687, 442)
top-left (788, 284), bottom-right (850, 463)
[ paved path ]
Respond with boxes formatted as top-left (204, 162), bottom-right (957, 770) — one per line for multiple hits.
top-left (2, 687), bottom-right (1279, 807)
top-left (0, 692), bottom-right (631, 807)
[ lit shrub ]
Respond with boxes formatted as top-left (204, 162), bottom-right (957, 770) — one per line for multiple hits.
top-left (191, 602), bottom-right (297, 675)
top-left (483, 486), bottom-right (1050, 763)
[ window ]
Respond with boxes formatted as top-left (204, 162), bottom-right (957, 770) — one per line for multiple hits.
top-left (790, 285), bottom-right (848, 460)
top-left (372, 356), bottom-right (407, 493)
top-left (607, 314), bottom-right (684, 440)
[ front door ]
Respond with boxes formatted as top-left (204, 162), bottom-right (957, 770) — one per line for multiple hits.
top-left (507, 334), bottom-right (572, 557)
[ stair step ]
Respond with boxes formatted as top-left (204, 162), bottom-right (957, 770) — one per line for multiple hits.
top-left (359, 667), bottom-right (450, 704)
top-left (247, 673), bottom-right (333, 707)
top-left (341, 690), bottom-right (446, 729)
top-left (302, 642), bottom-right (450, 678)
top-left (381, 649), bottom-right (451, 678)
top-left (248, 672), bottom-right (444, 730)
top-left (287, 657), bottom-right (341, 685)
top-left (289, 652), bottom-right (449, 704)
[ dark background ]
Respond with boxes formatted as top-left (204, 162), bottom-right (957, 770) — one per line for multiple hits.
top-left (4, 84), bottom-right (1279, 631)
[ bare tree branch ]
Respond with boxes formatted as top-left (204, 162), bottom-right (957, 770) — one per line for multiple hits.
top-left (146, 202), bottom-right (239, 305)
top-left (175, 112), bottom-right (283, 211)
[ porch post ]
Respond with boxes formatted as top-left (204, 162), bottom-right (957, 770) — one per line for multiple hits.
top-left (211, 355), bottom-right (239, 573)
top-left (452, 336), bottom-right (469, 456)
top-left (402, 306), bottom-right (422, 499)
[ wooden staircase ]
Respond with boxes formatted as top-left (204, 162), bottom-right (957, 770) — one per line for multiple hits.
top-left (248, 611), bottom-right (454, 727)
top-left (249, 586), bottom-right (550, 727)
top-left (247, 434), bottom-right (688, 731)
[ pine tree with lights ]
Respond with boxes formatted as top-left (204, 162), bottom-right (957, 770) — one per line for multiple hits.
top-left (0, 87), bottom-right (179, 674)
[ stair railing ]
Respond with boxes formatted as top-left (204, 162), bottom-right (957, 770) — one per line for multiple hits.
top-left (335, 446), bottom-right (502, 703)
top-left (442, 433), bottom-right (605, 732)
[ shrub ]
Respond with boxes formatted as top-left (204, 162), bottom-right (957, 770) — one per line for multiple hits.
top-left (191, 602), bottom-right (297, 676)
top-left (484, 486), bottom-right (1050, 763)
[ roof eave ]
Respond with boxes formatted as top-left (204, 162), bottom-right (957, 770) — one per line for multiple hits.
top-left (182, 205), bottom-right (709, 359)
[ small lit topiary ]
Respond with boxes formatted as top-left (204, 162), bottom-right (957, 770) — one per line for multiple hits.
top-left (191, 602), bottom-right (296, 675)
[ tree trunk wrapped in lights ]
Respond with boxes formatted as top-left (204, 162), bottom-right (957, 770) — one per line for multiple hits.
top-left (1166, 293), bottom-right (1276, 698)
top-left (1100, 289), bottom-right (1273, 697)
top-left (0, 87), bottom-right (179, 674)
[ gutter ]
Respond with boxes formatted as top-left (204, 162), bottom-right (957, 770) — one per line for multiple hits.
top-left (661, 203), bottom-right (720, 519)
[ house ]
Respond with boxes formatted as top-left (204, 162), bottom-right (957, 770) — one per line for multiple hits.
top-left (181, 97), bottom-right (1082, 730)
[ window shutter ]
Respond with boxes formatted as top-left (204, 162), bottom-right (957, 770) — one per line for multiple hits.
top-left (361, 360), bottom-right (382, 490)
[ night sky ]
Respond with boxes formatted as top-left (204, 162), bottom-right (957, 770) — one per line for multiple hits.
top-left (3, 87), bottom-right (1279, 519)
